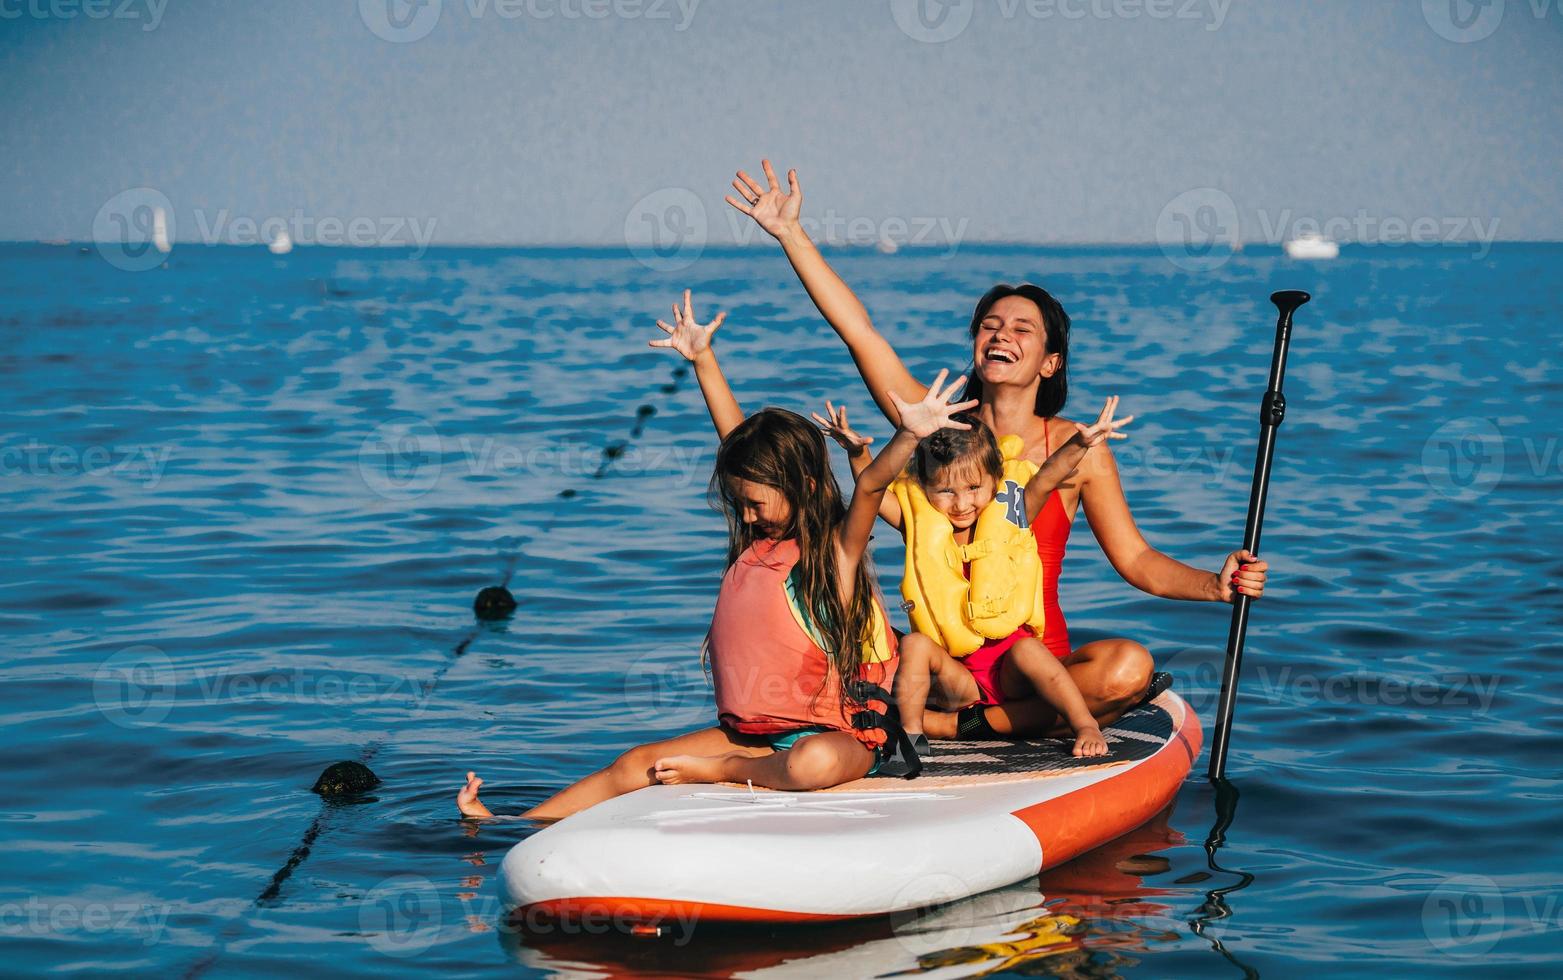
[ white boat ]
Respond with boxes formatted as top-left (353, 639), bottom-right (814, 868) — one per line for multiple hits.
top-left (152, 207), bottom-right (171, 254)
top-left (268, 227), bottom-right (294, 255)
top-left (876, 237), bottom-right (900, 255)
top-left (1284, 233), bottom-right (1338, 260)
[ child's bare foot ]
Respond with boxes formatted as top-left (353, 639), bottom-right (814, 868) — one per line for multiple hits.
top-left (1072, 726), bottom-right (1108, 758)
top-left (653, 753), bottom-right (735, 785)
top-left (457, 771), bottom-right (494, 817)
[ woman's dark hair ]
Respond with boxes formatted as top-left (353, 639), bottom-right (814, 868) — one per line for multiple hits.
top-left (960, 283), bottom-right (1070, 419)
top-left (709, 408), bottom-right (879, 698)
top-left (911, 413), bottom-right (1002, 488)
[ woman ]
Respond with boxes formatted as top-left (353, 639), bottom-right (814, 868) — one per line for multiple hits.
top-left (725, 160), bottom-right (1269, 738)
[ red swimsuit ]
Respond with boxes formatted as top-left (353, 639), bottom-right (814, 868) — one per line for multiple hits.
top-left (1031, 419), bottom-right (1074, 660)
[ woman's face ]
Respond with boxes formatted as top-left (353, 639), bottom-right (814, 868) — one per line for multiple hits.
top-left (922, 459), bottom-right (997, 533)
top-left (729, 478), bottom-right (794, 539)
top-left (972, 295), bottom-right (1059, 389)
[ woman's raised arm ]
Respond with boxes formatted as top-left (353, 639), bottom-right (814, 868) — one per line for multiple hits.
top-left (726, 159), bottom-right (925, 425)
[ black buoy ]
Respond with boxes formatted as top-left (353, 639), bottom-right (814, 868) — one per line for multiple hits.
top-left (311, 761), bottom-right (380, 799)
top-left (473, 585), bottom-right (517, 620)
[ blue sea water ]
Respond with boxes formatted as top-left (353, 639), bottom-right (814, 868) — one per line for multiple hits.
top-left (1, 241), bottom-right (1560, 977)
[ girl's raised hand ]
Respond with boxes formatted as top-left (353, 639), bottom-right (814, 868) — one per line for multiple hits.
top-left (887, 369), bottom-right (980, 440)
top-left (724, 159), bottom-right (802, 240)
top-left (650, 289), bottom-right (725, 362)
top-left (1072, 396), bottom-right (1135, 448)
top-left (811, 401), bottom-right (875, 455)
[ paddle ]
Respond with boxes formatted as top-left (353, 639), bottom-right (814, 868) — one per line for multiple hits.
top-left (1207, 290), bottom-right (1309, 780)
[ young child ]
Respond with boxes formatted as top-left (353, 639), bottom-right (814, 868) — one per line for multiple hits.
top-left (457, 292), bottom-right (970, 819)
top-left (815, 396), bottom-right (1132, 759)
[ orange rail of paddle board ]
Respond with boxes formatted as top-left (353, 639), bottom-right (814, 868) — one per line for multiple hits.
top-left (1011, 702), bottom-right (1202, 870)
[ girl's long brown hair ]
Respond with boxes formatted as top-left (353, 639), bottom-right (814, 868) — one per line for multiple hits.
top-left (710, 408), bottom-right (879, 694)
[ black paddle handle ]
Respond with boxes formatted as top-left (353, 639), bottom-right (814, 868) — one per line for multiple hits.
top-left (1207, 290), bottom-right (1309, 780)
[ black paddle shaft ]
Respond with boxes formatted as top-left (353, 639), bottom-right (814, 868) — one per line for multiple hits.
top-left (1207, 290), bottom-right (1309, 780)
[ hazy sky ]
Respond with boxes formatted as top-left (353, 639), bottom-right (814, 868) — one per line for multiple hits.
top-left (3, 0), bottom-right (1560, 247)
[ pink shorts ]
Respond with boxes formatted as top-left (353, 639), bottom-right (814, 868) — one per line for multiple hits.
top-left (962, 628), bottom-right (1033, 707)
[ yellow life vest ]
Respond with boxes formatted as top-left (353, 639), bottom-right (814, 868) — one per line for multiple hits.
top-left (890, 435), bottom-right (1046, 657)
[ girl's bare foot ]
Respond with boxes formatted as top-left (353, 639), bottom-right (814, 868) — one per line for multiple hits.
top-left (653, 752), bottom-right (736, 785)
top-left (1072, 727), bottom-right (1108, 758)
top-left (457, 771), bottom-right (494, 817)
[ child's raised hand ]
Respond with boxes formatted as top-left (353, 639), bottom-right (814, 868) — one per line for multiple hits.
top-left (811, 401), bottom-right (875, 455)
top-left (1072, 396), bottom-right (1135, 448)
top-left (887, 369), bottom-right (981, 440)
top-left (1072, 724), bottom-right (1108, 759)
top-left (724, 159), bottom-right (802, 240)
top-left (650, 289), bottom-right (725, 362)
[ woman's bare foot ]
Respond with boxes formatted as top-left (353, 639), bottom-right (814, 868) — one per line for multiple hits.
top-left (653, 752), bottom-right (737, 785)
top-left (457, 771), bottom-right (494, 818)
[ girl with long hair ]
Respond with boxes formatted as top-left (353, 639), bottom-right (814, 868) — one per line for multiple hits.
top-left (458, 292), bottom-right (970, 820)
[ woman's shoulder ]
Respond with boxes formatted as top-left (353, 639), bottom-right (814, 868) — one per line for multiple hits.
top-left (1024, 415), bottom-right (1075, 456)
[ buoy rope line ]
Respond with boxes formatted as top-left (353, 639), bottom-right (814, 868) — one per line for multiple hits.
top-left (182, 359), bottom-right (691, 978)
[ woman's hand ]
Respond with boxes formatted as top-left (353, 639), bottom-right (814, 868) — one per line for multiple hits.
top-left (811, 401), bottom-right (875, 456)
top-left (650, 289), bottom-right (725, 362)
top-left (886, 369), bottom-right (979, 440)
top-left (1071, 396), bottom-right (1135, 448)
top-left (1215, 549), bottom-right (1268, 602)
top-left (725, 159), bottom-right (802, 240)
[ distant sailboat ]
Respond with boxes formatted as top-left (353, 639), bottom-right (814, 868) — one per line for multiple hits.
top-left (268, 227), bottom-right (293, 255)
top-left (152, 207), bottom-right (171, 254)
top-left (876, 236), bottom-right (900, 255)
top-left (1284, 233), bottom-right (1338, 260)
